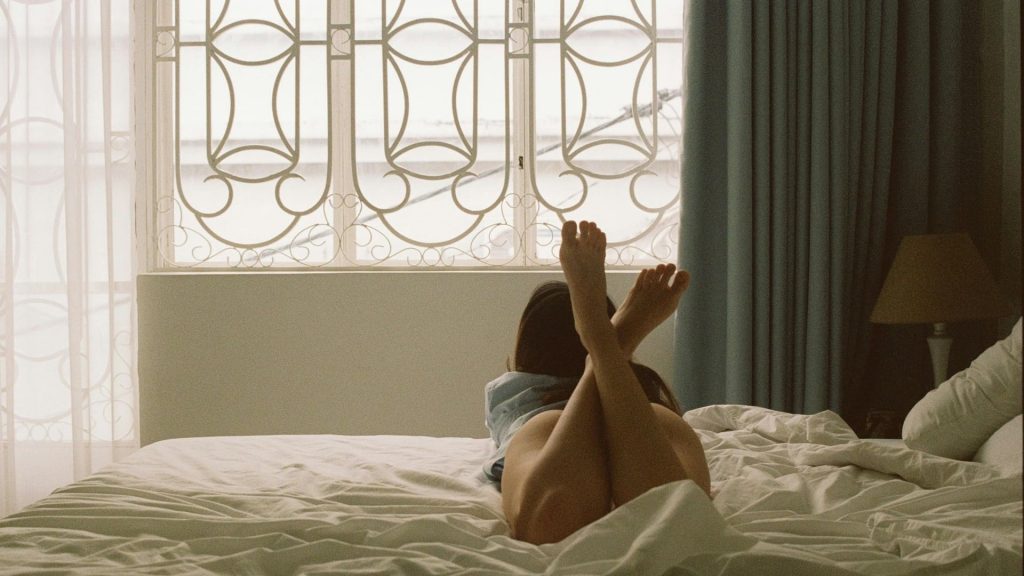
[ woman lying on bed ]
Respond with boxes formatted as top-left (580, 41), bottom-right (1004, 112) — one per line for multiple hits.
top-left (483, 220), bottom-right (711, 545)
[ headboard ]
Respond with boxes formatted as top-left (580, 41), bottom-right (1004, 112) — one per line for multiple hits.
top-left (138, 271), bottom-right (678, 445)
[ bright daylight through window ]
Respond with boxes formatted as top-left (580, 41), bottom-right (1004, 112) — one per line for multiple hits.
top-left (144, 0), bottom-right (684, 268)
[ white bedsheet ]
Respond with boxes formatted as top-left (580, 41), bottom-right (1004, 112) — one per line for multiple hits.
top-left (0, 405), bottom-right (1020, 575)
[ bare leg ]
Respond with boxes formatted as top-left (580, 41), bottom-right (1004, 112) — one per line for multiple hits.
top-left (502, 231), bottom-right (677, 544)
top-left (501, 362), bottom-right (611, 544)
top-left (613, 260), bottom-right (712, 496)
top-left (503, 222), bottom-right (705, 543)
top-left (561, 221), bottom-right (694, 505)
top-left (609, 260), bottom-right (711, 496)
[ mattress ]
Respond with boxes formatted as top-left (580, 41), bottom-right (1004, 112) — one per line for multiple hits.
top-left (1, 405), bottom-right (1020, 575)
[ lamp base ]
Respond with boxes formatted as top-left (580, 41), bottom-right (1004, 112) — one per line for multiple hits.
top-left (926, 322), bottom-right (952, 388)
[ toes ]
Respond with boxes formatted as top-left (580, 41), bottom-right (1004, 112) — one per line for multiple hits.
top-left (651, 264), bottom-right (670, 286)
top-left (670, 270), bottom-right (691, 295)
top-left (636, 269), bottom-right (649, 288)
top-left (660, 264), bottom-right (677, 285)
top-left (642, 266), bottom-right (660, 287)
top-left (637, 264), bottom-right (683, 290)
top-left (561, 220), bottom-right (578, 245)
top-left (588, 222), bottom-right (605, 248)
top-left (577, 221), bottom-right (606, 251)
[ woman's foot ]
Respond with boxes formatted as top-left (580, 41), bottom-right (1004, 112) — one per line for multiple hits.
top-left (559, 221), bottom-right (616, 352)
top-left (612, 264), bottom-right (690, 356)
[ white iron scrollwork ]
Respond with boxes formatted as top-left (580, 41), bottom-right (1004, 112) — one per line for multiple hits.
top-left (151, 0), bottom-right (682, 268)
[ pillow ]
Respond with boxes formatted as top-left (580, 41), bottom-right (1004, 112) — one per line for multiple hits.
top-left (902, 318), bottom-right (1022, 460)
top-left (972, 414), bottom-right (1023, 475)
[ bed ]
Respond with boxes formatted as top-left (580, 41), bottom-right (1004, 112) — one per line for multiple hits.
top-left (0, 403), bottom-right (1020, 575)
top-left (4, 319), bottom-right (1021, 574)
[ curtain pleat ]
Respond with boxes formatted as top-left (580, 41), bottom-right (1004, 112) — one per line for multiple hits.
top-left (724, 2), bottom-right (754, 407)
top-left (768, 0), bottom-right (792, 410)
top-left (843, 2), bottom-right (898, 405)
top-left (1, 3), bottom-right (13, 512)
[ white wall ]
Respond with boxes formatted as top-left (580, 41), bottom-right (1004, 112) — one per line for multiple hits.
top-left (138, 272), bottom-right (678, 445)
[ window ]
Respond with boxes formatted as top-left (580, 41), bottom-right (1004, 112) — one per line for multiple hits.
top-left (141, 0), bottom-right (683, 269)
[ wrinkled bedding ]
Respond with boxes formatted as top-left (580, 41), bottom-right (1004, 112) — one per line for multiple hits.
top-left (0, 405), bottom-right (1020, 575)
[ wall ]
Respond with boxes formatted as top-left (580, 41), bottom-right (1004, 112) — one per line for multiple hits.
top-left (138, 272), bottom-right (678, 445)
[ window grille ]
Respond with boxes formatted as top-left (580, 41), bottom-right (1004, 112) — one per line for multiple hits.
top-left (142, 0), bottom-right (683, 269)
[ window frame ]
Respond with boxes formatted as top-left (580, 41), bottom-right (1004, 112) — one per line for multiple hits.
top-left (135, 0), bottom-right (682, 272)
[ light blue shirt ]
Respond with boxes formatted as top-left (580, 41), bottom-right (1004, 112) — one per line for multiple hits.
top-left (483, 371), bottom-right (577, 483)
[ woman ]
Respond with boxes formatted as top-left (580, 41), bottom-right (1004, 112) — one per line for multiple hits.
top-left (483, 220), bottom-right (712, 545)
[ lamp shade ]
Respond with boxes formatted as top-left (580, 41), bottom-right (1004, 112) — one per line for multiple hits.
top-left (870, 233), bottom-right (1011, 324)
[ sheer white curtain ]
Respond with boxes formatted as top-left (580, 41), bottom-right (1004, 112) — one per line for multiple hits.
top-left (0, 0), bottom-right (136, 515)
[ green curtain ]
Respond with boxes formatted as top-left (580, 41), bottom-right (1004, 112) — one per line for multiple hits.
top-left (674, 0), bottom-right (898, 413)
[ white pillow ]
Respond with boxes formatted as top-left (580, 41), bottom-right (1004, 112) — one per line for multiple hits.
top-left (972, 414), bottom-right (1023, 475)
top-left (902, 318), bottom-right (1022, 460)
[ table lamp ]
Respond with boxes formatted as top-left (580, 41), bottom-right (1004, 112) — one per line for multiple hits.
top-left (870, 233), bottom-right (1012, 387)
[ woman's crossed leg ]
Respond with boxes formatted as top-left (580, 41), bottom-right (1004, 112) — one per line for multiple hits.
top-left (501, 221), bottom-right (710, 545)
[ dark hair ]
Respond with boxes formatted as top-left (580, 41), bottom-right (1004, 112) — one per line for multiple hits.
top-left (510, 281), bottom-right (682, 415)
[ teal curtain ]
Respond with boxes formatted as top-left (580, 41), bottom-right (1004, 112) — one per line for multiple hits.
top-left (674, 1), bottom-right (898, 413)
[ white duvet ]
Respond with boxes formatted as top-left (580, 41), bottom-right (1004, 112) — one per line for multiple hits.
top-left (0, 405), bottom-right (1020, 575)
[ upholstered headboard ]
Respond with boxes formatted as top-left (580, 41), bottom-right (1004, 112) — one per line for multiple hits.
top-left (137, 272), bottom-right (678, 445)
